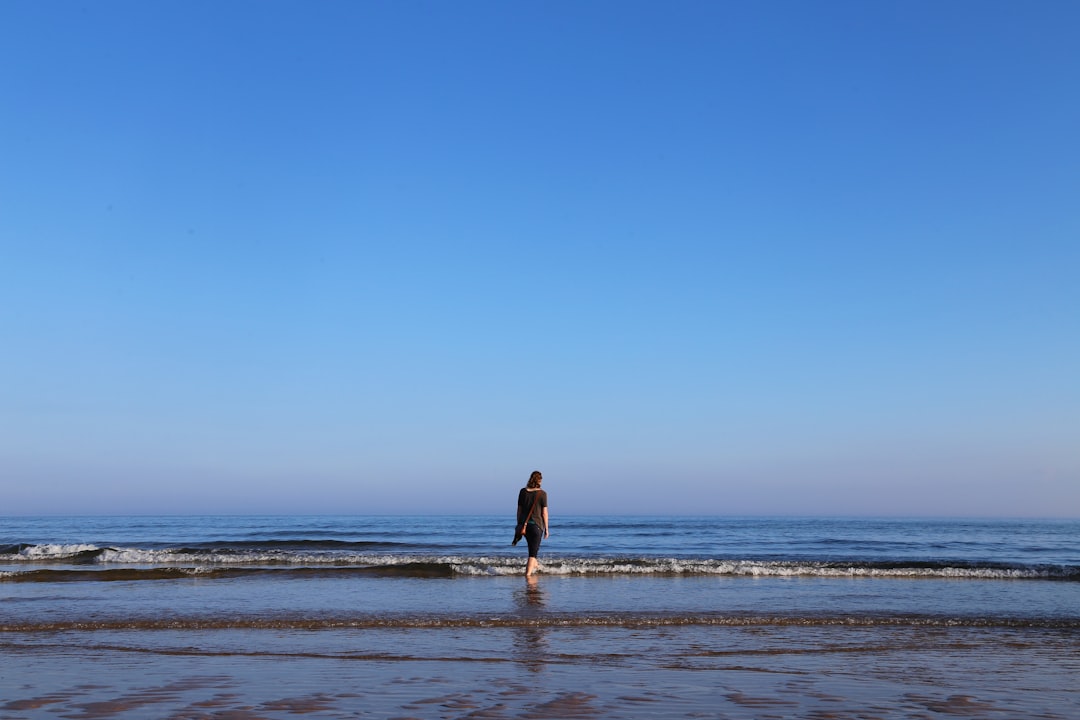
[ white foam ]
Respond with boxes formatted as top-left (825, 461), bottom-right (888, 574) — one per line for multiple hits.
top-left (13, 544), bottom-right (99, 560)
top-left (4, 546), bottom-right (1067, 580)
top-left (97, 548), bottom-right (180, 564)
top-left (180, 566), bottom-right (218, 576)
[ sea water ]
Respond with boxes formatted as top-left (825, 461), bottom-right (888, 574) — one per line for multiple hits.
top-left (2, 515), bottom-right (1078, 718)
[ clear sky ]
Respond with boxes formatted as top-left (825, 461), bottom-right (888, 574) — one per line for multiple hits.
top-left (2, 2), bottom-right (1077, 517)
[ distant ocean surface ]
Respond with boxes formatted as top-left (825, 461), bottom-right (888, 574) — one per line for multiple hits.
top-left (2, 515), bottom-right (1078, 718)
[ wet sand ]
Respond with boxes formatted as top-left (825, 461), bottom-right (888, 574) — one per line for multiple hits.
top-left (2, 623), bottom-right (1078, 719)
top-left (3, 517), bottom-right (1078, 718)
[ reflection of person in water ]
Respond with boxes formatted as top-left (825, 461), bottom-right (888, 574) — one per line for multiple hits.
top-left (514, 570), bottom-right (547, 672)
top-left (516, 471), bottom-right (549, 577)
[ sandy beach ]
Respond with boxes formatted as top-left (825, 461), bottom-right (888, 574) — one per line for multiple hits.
top-left (3, 622), bottom-right (1078, 719)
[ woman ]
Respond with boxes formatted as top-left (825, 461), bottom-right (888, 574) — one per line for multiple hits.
top-left (516, 470), bottom-right (549, 577)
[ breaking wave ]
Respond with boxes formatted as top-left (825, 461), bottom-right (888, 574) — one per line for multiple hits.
top-left (1, 551), bottom-right (1077, 582)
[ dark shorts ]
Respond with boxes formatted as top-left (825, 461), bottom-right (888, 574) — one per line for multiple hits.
top-left (525, 523), bottom-right (543, 558)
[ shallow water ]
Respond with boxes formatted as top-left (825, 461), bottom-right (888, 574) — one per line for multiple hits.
top-left (2, 515), bottom-right (1078, 718)
top-left (3, 624), bottom-right (1078, 719)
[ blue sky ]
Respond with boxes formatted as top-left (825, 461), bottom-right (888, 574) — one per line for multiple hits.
top-left (2, 2), bottom-right (1077, 516)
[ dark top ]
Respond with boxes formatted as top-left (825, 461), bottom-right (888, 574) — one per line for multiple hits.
top-left (517, 488), bottom-right (548, 528)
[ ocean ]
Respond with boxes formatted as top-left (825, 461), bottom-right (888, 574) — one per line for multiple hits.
top-left (2, 515), bottom-right (1078, 718)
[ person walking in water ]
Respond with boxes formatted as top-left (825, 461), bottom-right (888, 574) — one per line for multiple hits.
top-left (516, 471), bottom-right (549, 577)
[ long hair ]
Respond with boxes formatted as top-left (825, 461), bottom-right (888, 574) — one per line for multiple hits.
top-left (527, 471), bottom-right (542, 489)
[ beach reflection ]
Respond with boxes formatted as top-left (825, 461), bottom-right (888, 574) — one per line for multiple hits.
top-left (514, 575), bottom-right (548, 672)
top-left (522, 574), bottom-right (545, 607)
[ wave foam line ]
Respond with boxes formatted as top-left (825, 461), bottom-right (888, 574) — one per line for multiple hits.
top-left (2, 554), bottom-right (1077, 580)
top-left (2, 559), bottom-right (1078, 583)
top-left (0, 544), bottom-right (105, 561)
top-left (0, 543), bottom-right (420, 563)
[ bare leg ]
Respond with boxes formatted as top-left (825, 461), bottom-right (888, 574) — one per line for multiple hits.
top-left (525, 557), bottom-right (538, 576)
